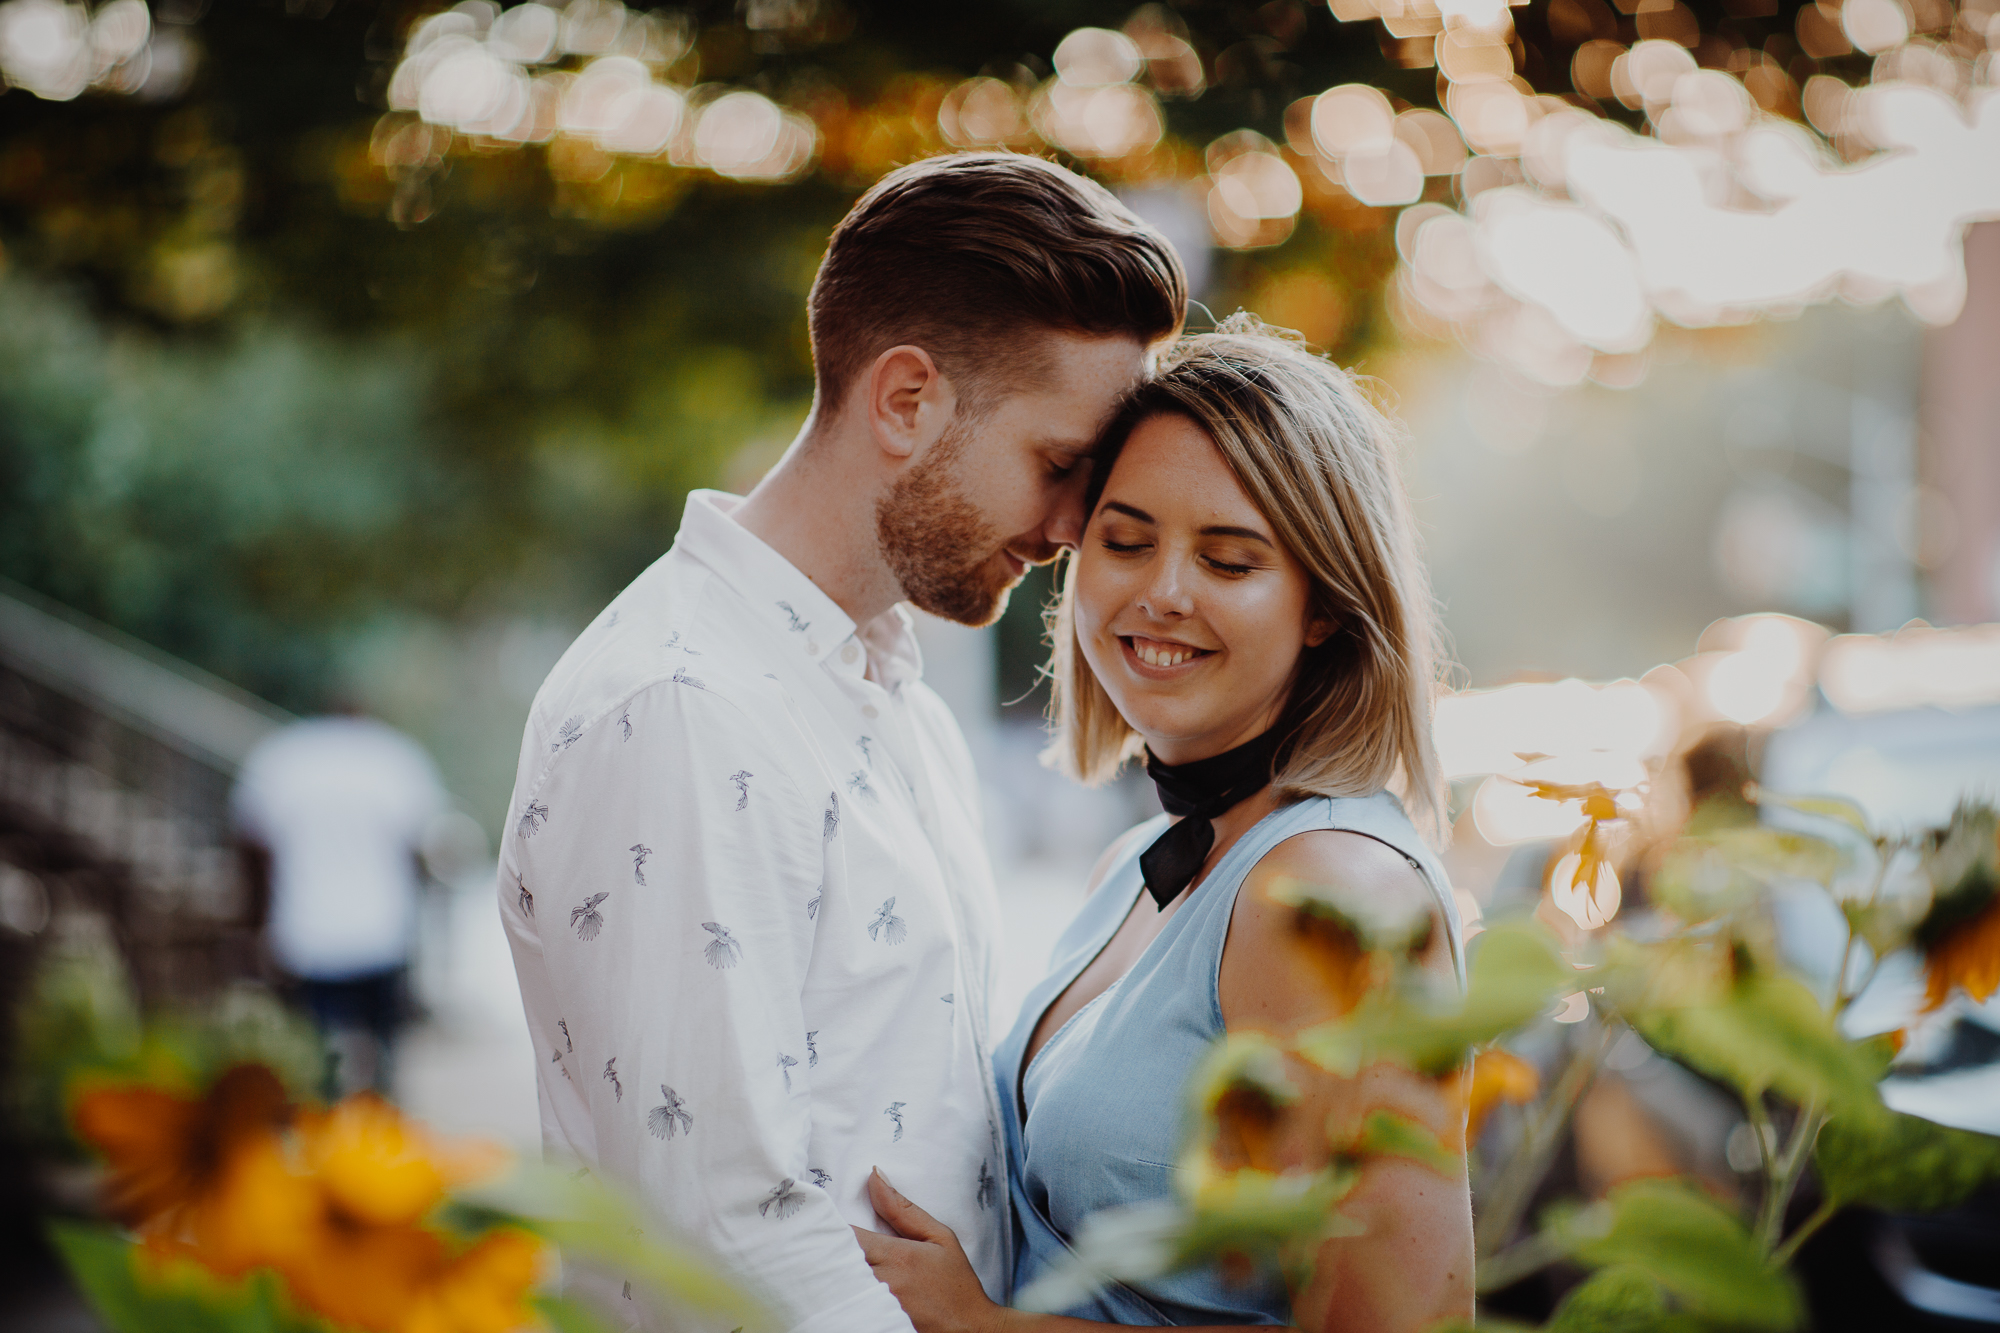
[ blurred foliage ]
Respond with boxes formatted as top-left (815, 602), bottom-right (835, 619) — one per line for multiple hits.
top-left (10, 922), bottom-right (321, 1160)
top-left (1024, 787), bottom-right (2000, 1329)
top-left (46, 1044), bottom-right (762, 1333)
top-left (0, 0), bottom-right (1415, 721)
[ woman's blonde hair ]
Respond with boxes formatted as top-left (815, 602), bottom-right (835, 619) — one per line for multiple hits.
top-left (1045, 316), bottom-right (1449, 844)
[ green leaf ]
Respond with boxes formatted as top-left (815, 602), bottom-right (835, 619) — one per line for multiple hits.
top-left (532, 1295), bottom-right (622, 1333)
top-left (1624, 969), bottom-right (1883, 1119)
top-left (1755, 792), bottom-right (1873, 841)
top-left (1297, 918), bottom-right (1573, 1077)
top-left (1815, 1108), bottom-right (2000, 1213)
top-left (1551, 1180), bottom-right (1803, 1331)
top-left (1015, 1167), bottom-right (1361, 1315)
top-left (1344, 1110), bottom-right (1458, 1177)
top-left (457, 1162), bottom-right (769, 1331)
top-left (1545, 1265), bottom-right (1674, 1333)
top-left (48, 1221), bottom-right (318, 1333)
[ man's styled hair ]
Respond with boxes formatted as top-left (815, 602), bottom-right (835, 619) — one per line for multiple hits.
top-left (807, 153), bottom-right (1188, 417)
top-left (1045, 317), bottom-right (1450, 843)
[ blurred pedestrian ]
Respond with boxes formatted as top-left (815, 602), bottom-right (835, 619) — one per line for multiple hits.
top-left (232, 706), bottom-right (445, 1097)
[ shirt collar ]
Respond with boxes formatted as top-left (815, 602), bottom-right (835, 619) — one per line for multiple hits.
top-left (677, 490), bottom-right (925, 690)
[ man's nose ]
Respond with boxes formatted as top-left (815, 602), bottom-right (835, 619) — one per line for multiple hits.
top-left (1043, 471), bottom-right (1091, 551)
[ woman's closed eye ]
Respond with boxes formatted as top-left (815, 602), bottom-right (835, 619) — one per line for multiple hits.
top-left (1202, 547), bottom-right (1269, 576)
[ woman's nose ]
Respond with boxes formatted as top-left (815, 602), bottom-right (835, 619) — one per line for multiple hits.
top-left (1137, 555), bottom-right (1195, 618)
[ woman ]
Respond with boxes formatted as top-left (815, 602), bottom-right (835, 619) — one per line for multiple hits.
top-left (853, 320), bottom-right (1473, 1331)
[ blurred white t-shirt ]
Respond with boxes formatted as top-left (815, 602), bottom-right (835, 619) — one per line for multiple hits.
top-left (231, 717), bottom-right (445, 980)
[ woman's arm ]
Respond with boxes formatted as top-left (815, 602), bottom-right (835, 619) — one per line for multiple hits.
top-left (1221, 830), bottom-right (1475, 1333)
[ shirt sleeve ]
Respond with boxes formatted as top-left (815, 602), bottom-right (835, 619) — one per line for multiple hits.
top-left (515, 679), bottom-right (915, 1333)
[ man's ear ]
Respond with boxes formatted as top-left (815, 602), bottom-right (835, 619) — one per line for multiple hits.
top-left (864, 345), bottom-right (956, 462)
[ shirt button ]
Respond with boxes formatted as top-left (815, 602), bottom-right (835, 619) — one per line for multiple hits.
top-left (841, 643), bottom-right (858, 665)
top-left (862, 705), bottom-right (879, 719)
top-left (806, 639), bottom-right (819, 656)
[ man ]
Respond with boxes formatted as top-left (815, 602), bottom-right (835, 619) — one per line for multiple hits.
top-left (233, 706), bottom-right (446, 1096)
top-left (498, 151), bottom-right (1185, 1332)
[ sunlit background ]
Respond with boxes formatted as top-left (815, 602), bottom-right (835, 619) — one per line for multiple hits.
top-left (2, 0), bottom-right (1998, 1323)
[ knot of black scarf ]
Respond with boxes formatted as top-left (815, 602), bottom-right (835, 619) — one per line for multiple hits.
top-left (1138, 729), bottom-right (1283, 911)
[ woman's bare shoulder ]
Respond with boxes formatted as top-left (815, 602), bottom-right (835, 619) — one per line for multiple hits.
top-left (1222, 827), bottom-right (1448, 1031)
top-left (1250, 827), bottom-right (1435, 915)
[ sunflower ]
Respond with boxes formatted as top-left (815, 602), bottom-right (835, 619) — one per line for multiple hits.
top-left (74, 1066), bottom-right (536, 1333)
top-left (1463, 1048), bottom-right (1539, 1146)
top-left (70, 1062), bottom-right (300, 1274)
top-left (1916, 801), bottom-right (2000, 1013)
top-left (272, 1096), bottom-right (533, 1333)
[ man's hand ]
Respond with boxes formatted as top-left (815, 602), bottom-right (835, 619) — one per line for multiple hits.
top-left (853, 1169), bottom-right (1015, 1333)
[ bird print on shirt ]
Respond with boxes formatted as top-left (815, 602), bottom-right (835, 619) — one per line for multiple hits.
top-left (777, 1052), bottom-right (798, 1091)
top-left (552, 716), bottom-right (584, 752)
top-left (517, 877), bottom-right (533, 917)
top-left (845, 770), bottom-right (874, 800)
top-left (558, 1019), bottom-right (572, 1052)
top-left (808, 1168), bottom-right (832, 1188)
top-left (823, 792), bottom-right (840, 840)
top-left (629, 844), bottom-right (651, 885)
top-left (701, 921), bottom-right (742, 969)
top-left (868, 898), bottom-right (907, 945)
top-left (551, 1048), bottom-right (570, 1081)
top-left (648, 1085), bottom-right (692, 1140)
top-left (603, 1058), bottom-right (622, 1102)
top-left (571, 892), bottom-right (610, 941)
top-left (884, 1102), bottom-right (907, 1142)
top-left (941, 993), bottom-right (954, 1005)
top-left (776, 601), bottom-right (810, 633)
top-left (729, 771), bottom-right (753, 811)
top-left (516, 800), bottom-right (548, 839)
top-left (619, 709), bottom-right (632, 740)
top-left (805, 1031), bottom-right (818, 1068)
top-left (806, 886), bottom-right (820, 920)
top-left (977, 1160), bottom-right (996, 1210)
top-left (671, 666), bottom-right (707, 690)
top-left (761, 1179), bottom-right (807, 1219)
top-left (857, 736), bottom-right (874, 767)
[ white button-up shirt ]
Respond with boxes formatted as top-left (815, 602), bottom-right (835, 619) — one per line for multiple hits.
top-left (498, 491), bottom-right (1008, 1332)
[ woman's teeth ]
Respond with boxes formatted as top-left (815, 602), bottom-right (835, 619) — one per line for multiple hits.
top-left (1135, 641), bottom-right (1197, 667)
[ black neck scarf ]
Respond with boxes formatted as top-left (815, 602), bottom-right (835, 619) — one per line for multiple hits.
top-left (1138, 728), bottom-right (1283, 911)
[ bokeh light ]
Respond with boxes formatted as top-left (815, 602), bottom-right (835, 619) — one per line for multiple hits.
top-left (0, 0), bottom-right (191, 100)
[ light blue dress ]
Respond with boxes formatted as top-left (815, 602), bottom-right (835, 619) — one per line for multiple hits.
top-left (993, 792), bottom-right (1462, 1325)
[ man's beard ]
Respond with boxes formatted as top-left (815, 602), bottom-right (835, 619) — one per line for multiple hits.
top-left (876, 423), bottom-right (1032, 628)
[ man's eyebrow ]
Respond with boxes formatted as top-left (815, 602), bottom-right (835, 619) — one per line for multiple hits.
top-left (1037, 435), bottom-right (1097, 456)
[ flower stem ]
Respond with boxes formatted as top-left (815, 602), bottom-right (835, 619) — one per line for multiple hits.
top-left (1475, 1226), bottom-right (1571, 1294)
top-left (1474, 1020), bottom-right (1611, 1260)
top-left (1771, 1197), bottom-right (1838, 1269)
top-left (1757, 1100), bottom-right (1826, 1254)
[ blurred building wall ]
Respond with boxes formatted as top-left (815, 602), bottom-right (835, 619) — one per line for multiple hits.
top-left (1923, 222), bottom-right (2000, 626)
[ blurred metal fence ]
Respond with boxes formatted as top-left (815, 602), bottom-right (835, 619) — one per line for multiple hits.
top-left (0, 580), bottom-right (291, 1006)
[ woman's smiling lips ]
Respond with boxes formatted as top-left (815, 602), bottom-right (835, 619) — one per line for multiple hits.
top-left (1120, 634), bottom-right (1216, 675)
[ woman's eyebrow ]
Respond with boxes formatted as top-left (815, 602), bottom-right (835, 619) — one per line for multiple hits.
top-left (1200, 524), bottom-right (1274, 546)
top-left (1101, 501), bottom-right (1155, 523)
